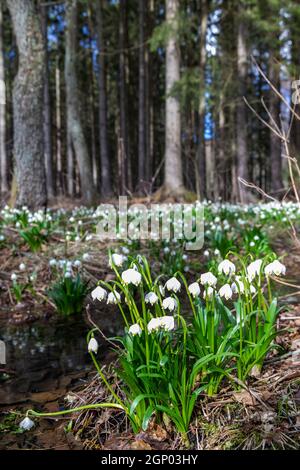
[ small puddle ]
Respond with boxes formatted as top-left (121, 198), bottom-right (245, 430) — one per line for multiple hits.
top-left (0, 309), bottom-right (123, 405)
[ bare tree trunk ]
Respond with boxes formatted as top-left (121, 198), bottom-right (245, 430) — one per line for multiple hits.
top-left (164, 0), bottom-right (183, 193)
top-left (64, 0), bottom-right (96, 204)
top-left (138, 0), bottom-right (146, 188)
top-left (196, 0), bottom-right (208, 200)
top-left (119, 0), bottom-right (130, 194)
top-left (236, 14), bottom-right (249, 202)
top-left (0, 3), bottom-right (8, 193)
top-left (95, 0), bottom-right (111, 196)
top-left (269, 56), bottom-right (283, 194)
top-left (41, 3), bottom-right (54, 198)
top-left (7, 0), bottom-right (47, 209)
top-left (55, 60), bottom-right (63, 195)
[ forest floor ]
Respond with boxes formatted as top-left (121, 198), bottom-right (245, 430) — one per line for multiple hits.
top-left (0, 201), bottom-right (300, 450)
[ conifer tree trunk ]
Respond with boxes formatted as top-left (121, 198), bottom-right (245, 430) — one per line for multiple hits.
top-left (0, 3), bottom-right (8, 193)
top-left (64, 0), bottom-right (96, 204)
top-left (236, 12), bottom-right (249, 202)
top-left (95, 0), bottom-right (111, 196)
top-left (164, 0), bottom-right (183, 193)
top-left (7, 0), bottom-right (47, 209)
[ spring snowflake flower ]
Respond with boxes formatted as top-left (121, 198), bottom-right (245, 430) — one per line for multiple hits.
top-left (247, 259), bottom-right (263, 281)
top-left (214, 249), bottom-right (220, 256)
top-left (19, 417), bottom-right (35, 431)
top-left (188, 282), bottom-right (201, 298)
top-left (159, 285), bottom-right (165, 297)
top-left (82, 253), bottom-right (90, 261)
top-left (203, 250), bottom-right (210, 257)
top-left (147, 316), bottom-right (175, 333)
top-left (231, 277), bottom-right (245, 294)
top-left (165, 277), bottom-right (181, 293)
top-left (162, 297), bottom-right (177, 312)
top-left (19, 263), bottom-right (26, 271)
top-left (129, 323), bottom-right (142, 336)
top-left (49, 258), bottom-right (57, 267)
top-left (145, 292), bottom-right (159, 305)
top-left (219, 284), bottom-right (233, 300)
top-left (91, 286), bottom-right (107, 302)
top-left (218, 260), bottom-right (236, 276)
top-left (203, 286), bottom-right (214, 299)
top-left (107, 291), bottom-right (121, 304)
top-left (11, 273), bottom-right (17, 281)
top-left (121, 268), bottom-right (142, 286)
top-left (109, 253), bottom-right (126, 268)
top-left (73, 260), bottom-right (81, 268)
top-left (200, 272), bottom-right (217, 287)
top-left (88, 337), bottom-right (99, 354)
top-left (264, 260), bottom-right (286, 276)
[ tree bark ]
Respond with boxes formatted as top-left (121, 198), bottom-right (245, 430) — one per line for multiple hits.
top-left (138, 0), bottom-right (146, 187)
top-left (7, 0), bottom-right (47, 209)
top-left (0, 3), bottom-right (8, 193)
top-left (41, 3), bottom-right (54, 198)
top-left (95, 0), bottom-right (111, 196)
top-left (269, 56), bottom-right (283, 194)
top-left (64, 0), bottom-right (96, 204)
top-left (164, 0), bottom-right (183, 193)
top-left (196, 0), bottom-right (208, 200)
top-left (236, 12), bottom-right (249, 202)
top-left (119, 0), bottom-right (130, 193)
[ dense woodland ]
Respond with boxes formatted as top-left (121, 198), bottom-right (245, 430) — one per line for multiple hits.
top-left (0, 0), bottom-right (300, 207)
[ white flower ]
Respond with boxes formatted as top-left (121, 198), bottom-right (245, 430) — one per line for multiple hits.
top-left (165, 277), bottom-right (181, 293)
top-left (19, 263), bottom-right (26, 271)
top-left (109, 253), bottom-right (126, 268)
top-left (264, 260), bottom-right (286, 277)
top-left (145, 292), bottom-right (159, 305)
top-left (188, 282), bottom-right (200, 298)
top-left (203, 250), bottom-right (210, 257)
top-left (88, 337), bottom-right (99, 353)
top-left (214, 249), bottom-right (220, 256)
top-left (247, 259), bottom-right (263, 281)
top-left (162, 297), bottom-right (177, 312)
top-left (91, 286), bottom-right (107, 302)
top-left (218, 260), bottom-right (236, 276)
top-left (73, 259), bottom-right (81, 268)
top-left (200, 272), bottom-right (217, 287)
top-left (219, 284), bottom-right (233, 300)
top-left (121, 268), bottom-right (142, 286)
top-left (19, 417), bottom-right (35, 431)
top-left (129, 323), bottom-right (142, 336)
top-left (159, 285), bottom-right (165, 297)
top-left (231, 278), bottom-right (245, 294)
top-left (49, 258), bottom-right (57, 267)
top-left (203, 286), bottom-right (214, 299)
top-left (107, 291), bottom-right (121, 304)
top-left (64, 271), bottom-right (72, 278)
top-left (147, 316), bottom-right (175, 333)
top-left (11, 273), bottom-right (17, 281)
top-left (82, 253), bottom-right (90, 261)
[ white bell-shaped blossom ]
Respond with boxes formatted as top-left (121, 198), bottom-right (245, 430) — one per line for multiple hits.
top-left (165, 277), bottom-right (181, 293)
top-left (218, 260), bottom-right (236, 276)
top-left (145, 292), bottom-right (159, 305)
top-left (162, 297), bottom-right (177, 312)
top-left (91, 286), bottom-right (107, 302)
top-left (188, 282), bottom-right (201, 298)
top-left (121, 268), bottom-right (142, 286)
top-left (219, 284), bottom-right (233, 300)
top-left (200, 272), bottom-right (217, 287)
top-left (88, 337), bottom-right (99, 354)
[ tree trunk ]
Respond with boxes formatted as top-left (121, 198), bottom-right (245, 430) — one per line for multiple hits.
top-left (55, 60), bottom-right (63, 195)
top-left (7, 0), bottom-right (47, 209)
top-left (41, 3), bottom-right (54, 198)
top-left (95, 0), bottom-right (111, 196)
top-left (236, 13), bottom-right (249, 202)
top-left (0, 3), bottom-right (8, 193)
top-left (64, 0), bottom-right (96, 204)
top-left (196, 0), bottom-right (208, 200)
top-left (138, 0), bottom-right (146, 188)
top-left (269, 56), bottom-right (283, 194)
top-left (119, 0), bottom-right (130, 194)
top-left (164, 0), bottom-right (183, 193)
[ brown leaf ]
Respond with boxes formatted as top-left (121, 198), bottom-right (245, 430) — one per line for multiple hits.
top-left (233, 390), bottom-right (257, 406)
